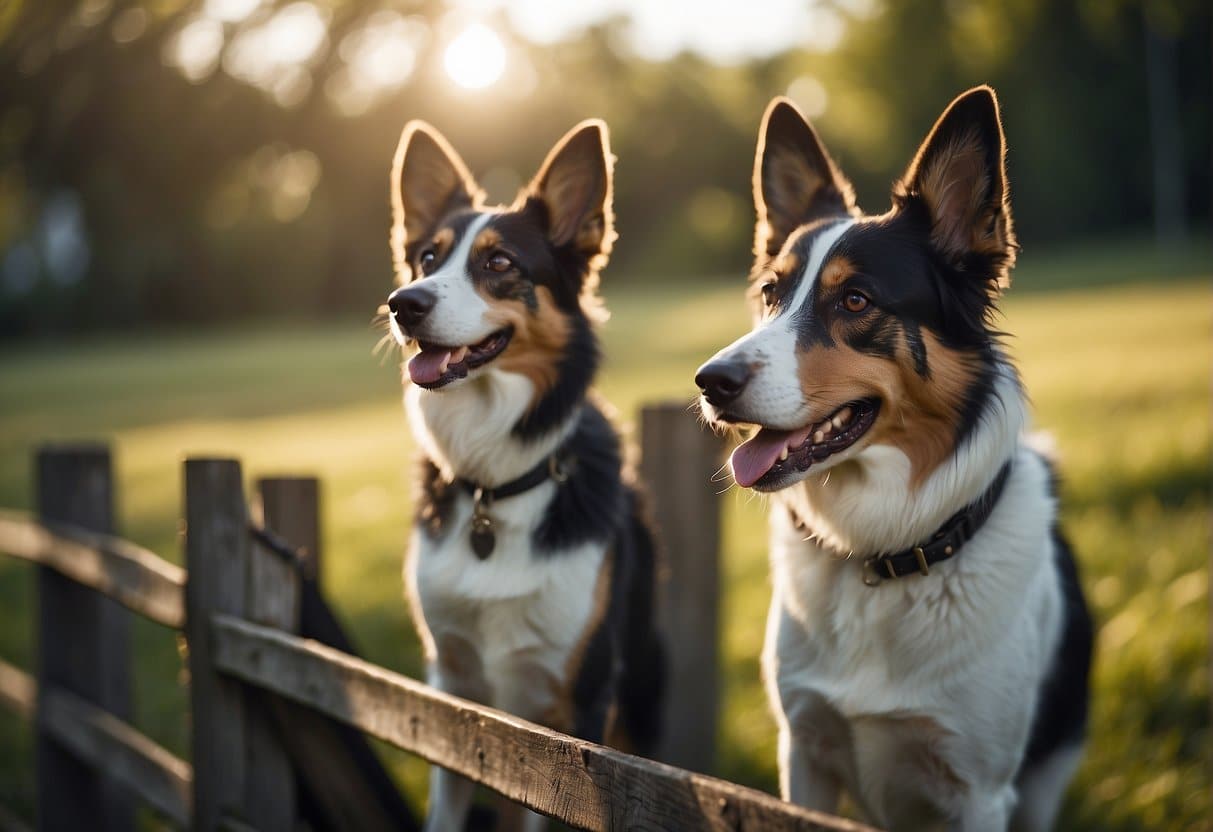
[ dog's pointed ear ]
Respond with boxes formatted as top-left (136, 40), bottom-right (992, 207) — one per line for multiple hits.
top-left (527, 119), bottom-right (615, 260)
top-left (896, 86), bottom-right (1016, 287)
top-left (754, 97), bottom-right (857, 259)
top-left (391, 121), bottom-right (480, 271)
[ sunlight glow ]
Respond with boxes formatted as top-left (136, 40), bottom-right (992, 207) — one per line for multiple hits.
top-left (224, 2), bottom-right (328, 106)
top-left (204, 0), bottom-right (264, 24)
top-left (168, 17), bottom-right (225, 82)
top-left (443, 24), bottom-right (506, 90)
top-left (328, 13), bottom-right (428, 117)
top-left (452, 0), bottom-right (850, 64)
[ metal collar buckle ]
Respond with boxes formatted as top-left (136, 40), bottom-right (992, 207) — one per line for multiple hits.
top-left (861, 557), bottom-right (883, 586)
top-left (548, 455), bottom-right (571, 484)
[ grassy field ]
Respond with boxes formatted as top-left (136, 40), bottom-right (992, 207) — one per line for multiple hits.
top-left (0, 237), bottom-right (1208, 830)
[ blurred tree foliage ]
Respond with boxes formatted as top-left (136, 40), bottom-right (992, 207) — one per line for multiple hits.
top-left (0, 0), bottom-right (1208, 336)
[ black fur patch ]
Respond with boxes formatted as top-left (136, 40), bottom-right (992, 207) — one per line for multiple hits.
top-left (513, 316), bottom-right (599, 441)
top-left (570, 488), bottom-right (665, 753)
top-left (1018, 455), bottom-right (1094, 774)
top-left (533, 402), bottom-right (623, 551)
top-left (415, 457), bottom-right (457, 541)
top-left (903, 320), bottom-right (929, 378)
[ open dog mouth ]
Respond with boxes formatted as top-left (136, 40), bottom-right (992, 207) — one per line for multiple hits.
top-left (407, 328), bottom-right (513, 389)
top-left (730, 398), bottom-right (880, 490)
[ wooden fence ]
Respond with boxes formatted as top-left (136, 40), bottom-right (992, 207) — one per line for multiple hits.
top-left (0, 404), bottom-right (876, 832)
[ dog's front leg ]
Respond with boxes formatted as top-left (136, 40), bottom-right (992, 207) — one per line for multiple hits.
top-left (949, 785), bottom-right (1015, 832)
top-left (779, 725), bottom-right (842, 813)
top-left (425, 765), bottom-right (475, 832)
top-left (780, 731), bottom-right (841, 812)
top-left (423, 653), bottom-right (488, 832)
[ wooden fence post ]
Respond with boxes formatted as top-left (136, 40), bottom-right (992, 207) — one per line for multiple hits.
top-left (639, 402), bottom-right (724, 774)
top-left (185, 458), bottom-right (296, 831)
top-left (35, 445), bottom-right (135, 831)
top-left (256, 477), bottom-right (415, 831)
top-left (245, 480), bottom-right (301, 830)
top-left (257, 478), bottom-right (320, 580)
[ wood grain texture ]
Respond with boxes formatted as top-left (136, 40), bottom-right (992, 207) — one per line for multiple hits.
top-left (0, 509), bottom-right (185, 628)
top-left (639, 403), bottom-right (725, 773)
top-left (184, 458), bottom-right (251, 832)
top-left (35, 445), bottom-right (135, 831)
top-left (212, 616), bottom-right (878, 832)
top-left (242, 479), bottom-right (301, 830)
top-left (257, 477), bottom-right (321, 579)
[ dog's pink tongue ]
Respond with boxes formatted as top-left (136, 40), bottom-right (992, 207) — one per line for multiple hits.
top-left (408, 348), bottom-right (451, 385)
top-left (731, 428), bottom-right (791, 488)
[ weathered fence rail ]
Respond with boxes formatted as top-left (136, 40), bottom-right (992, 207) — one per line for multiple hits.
top-left (0, 406), bottom-right (880, 832)
top-left (0, 510), bottom-right (185, 628)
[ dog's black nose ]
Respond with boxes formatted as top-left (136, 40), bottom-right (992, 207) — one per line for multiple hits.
top-left (388, 286), bottom-right (437, 330)
top-left (695, 359), bottom-right (751, 406)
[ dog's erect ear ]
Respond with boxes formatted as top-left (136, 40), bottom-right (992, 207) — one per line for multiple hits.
top-left (527, 119), bottom-right (615, 260)
top-left (391, 121), bottom-right (480, 272)
top-left (754, 97), bottom-right (857, 260)
top-left (896, 86), bottom-right (1016, 286)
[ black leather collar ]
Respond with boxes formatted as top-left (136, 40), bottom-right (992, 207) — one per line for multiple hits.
top-left (455, 451), bottom-right (573, 503)
top-left (454, 450), bottom-right (575, 560)
top-left (860, 462), bottom-right (1012, 585)
top-left (793, 462), bottom-right (1012, 585)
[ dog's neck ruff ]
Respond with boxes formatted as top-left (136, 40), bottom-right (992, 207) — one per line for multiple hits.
top-left (451, 449), bottom-right (574, 560)
top-left (794, 461), bottom-right (1013, 585)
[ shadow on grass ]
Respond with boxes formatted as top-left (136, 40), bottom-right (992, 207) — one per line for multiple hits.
top-left (1064, 455), bottom-right (1210, 515)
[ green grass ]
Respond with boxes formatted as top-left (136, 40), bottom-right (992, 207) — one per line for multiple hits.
top-left (0, 237), bottom-right (1208, 829)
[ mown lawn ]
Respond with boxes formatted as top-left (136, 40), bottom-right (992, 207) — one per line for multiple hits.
top-left (0, 237), bottom-right (1208, 830)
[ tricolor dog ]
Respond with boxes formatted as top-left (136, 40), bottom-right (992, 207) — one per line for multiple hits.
top-left (385, 120), bottom-right (663, 832)
top-left (695, 87), bottom-right (1093, 831)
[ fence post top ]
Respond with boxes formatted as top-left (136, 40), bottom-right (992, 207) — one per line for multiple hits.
top-left (36, 443), bottom-right (111, 460)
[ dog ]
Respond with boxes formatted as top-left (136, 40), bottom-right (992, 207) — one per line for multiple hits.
top-left (385, 118), bottom-right (664, 832)
top-left (695, 86), bottom-right (1093, 831)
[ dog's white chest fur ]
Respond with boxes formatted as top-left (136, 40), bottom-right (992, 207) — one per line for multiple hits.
top-left (764, 444), bottom-right (1064, 829)
top-left (402, 372), bottom-right (607, 722)
top-left (406, 495), bottom-right (606, 716)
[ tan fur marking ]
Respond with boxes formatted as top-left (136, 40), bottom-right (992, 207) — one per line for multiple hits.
top-left (776, 250), bottom-right (801, 275)
top-left (819, 255), bottom-right (856, 289)
top-left (430, 226), bottom-right (455, 263)
top-left (483, 285), bottom-right (572, 405)
top-left (471, 227), bottom-right (502, 258)
top-left (797, 326), bottom-right (980, 486)
top-left (564, 547), bottom-right (614, 689)
top-left (748, 251), bottom-right (802, 321)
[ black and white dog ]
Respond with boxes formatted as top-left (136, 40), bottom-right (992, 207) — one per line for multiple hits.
top-left (696, 87), bottom-right (1093, 831)
top-left (385, 120), bottom-right (663, 832)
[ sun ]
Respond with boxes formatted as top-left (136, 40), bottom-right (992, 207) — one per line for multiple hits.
top-left (443, 24), bottom-right (506, 90)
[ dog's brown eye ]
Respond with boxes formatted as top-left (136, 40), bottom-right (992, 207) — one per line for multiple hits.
top-left (419, 250), bottom-right (436, 274)
top-left (842, 290), bottom-right (870, 314)
top-left (486, 253), bottom-right (514, 273)
top-left (761, 281), bottom-right (777, 306)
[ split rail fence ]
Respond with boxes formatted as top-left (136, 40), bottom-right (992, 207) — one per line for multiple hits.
top-left (0, 403), bottom-right (876, 831)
